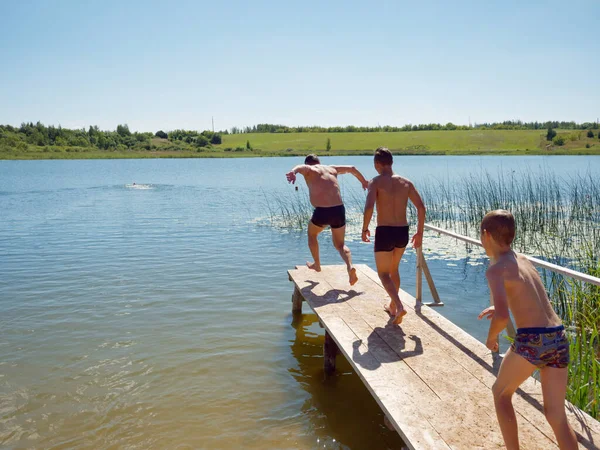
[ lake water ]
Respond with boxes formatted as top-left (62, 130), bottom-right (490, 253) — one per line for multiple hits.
top-left (1, 156), bottom-right (599, 449)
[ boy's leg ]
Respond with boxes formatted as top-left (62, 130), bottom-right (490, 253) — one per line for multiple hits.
top-left (492, 348), bottom-right (536, 450)
top-left (390, 247), bottom-right (406, 292)
top-left (307, 221), bottom-right (323, 271)
top-left (375, 251), bottom-right (406, 324)
top-left (331, 225), bottom-right (357, 285)
top-left (540, 366), bottom-right (577, 449)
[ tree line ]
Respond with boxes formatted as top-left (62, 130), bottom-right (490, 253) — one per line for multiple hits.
top-left (230, 120), bottom-right (600, 134)
top-left (2, 120), bottom-right (599, 153)
top-left (0, 122), bottom-right (222, 151)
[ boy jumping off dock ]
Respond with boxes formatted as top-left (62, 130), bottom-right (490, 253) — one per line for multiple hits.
top-left (361, 148), bottom-right (426, 324)
top-left (286, 154), bottom-right (368, 286)
top-left (478, 210), bottom-right (577, 450)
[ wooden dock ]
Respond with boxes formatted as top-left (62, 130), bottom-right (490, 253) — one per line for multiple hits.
top-left (288, 264), bottom-right (600, 450)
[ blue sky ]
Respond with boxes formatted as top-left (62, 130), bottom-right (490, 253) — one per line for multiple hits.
top-left (1, 0), bottom-right (598, 132)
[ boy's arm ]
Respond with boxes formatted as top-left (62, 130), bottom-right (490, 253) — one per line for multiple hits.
top-left (485, 265), bottom-right (510, 351)
top-left (408, 182), bottom-right (426, 248)
top-left (286, 165), bottom-right (310, 184)
top-left (331, 165), bottom-right (369, 189)
top-left (361, 179), bottom-right (377, 242)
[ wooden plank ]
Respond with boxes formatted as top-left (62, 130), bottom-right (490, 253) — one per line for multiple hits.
top-left (294, 266), bottom-right (523, 448)
top-left (354, 263), bottom-right (600, 449)
top-left (320, 265), bottom-right (519, 449)
top-left (290, 264), bottom-right (600, 449)
top-left (289, 268), bottom-right (450, 449)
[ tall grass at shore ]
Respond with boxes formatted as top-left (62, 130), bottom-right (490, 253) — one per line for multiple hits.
top-left (264, 169), bottom-right (600, 418)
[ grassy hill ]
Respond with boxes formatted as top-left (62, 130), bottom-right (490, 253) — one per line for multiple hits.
top-left (2, 129), bottom-right (599, 159)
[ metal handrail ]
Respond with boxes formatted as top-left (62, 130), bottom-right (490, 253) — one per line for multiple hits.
top-left (424, 223), bottom-right (600, 287)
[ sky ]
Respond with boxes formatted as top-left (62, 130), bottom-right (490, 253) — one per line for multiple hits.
top-left (1, 0), bottom-right (598, 132)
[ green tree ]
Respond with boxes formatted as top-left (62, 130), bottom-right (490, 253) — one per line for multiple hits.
top-left (553, 136), bottom-right (565, 146)
top-left (246, 140), bottom-right (251, 150)
top-left (195, 135), bottom-right (210, 147)
top-left (155, 130), bottom-right (168, 139)
top-left (116, 124), bottom-right (131, 137)
top-left (587, 130), bottom-right (594, 138)
top-left (546, 127), bottom-right (557, 141)
top-left (210, 133), bottom-right (222, 145)
top-left (326, 137), bottom-right (331, 151)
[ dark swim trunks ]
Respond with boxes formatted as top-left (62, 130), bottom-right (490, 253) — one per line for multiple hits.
top-left (311, 205), bottom-right (346, 229)
top-left (511, 325), bottom-right (570, 369)
top-left (374, 226), bottom-right (409, 252)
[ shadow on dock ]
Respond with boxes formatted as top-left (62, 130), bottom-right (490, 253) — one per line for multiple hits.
top-left (414, 305), bottom-right (598, 450)
top-left (352, 326), bottom-right (423, 371)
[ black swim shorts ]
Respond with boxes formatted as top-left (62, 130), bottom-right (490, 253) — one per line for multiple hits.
top-left (374, 226), bottom-right (409, 252)
top-left (311, 205), bottom-right (346, 229)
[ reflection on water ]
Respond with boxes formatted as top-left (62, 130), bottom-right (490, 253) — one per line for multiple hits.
top-left (289, 313), bottom-right (405, 450)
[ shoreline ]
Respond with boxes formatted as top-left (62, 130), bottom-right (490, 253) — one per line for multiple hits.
top-left (2, 149), bottom-right (600, 160)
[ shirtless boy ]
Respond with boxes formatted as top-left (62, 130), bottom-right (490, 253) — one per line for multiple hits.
top-left (361, 148), bottom-right (426, 324)
top-left (478, 210), bottom-right (577, 450)
top-left (286, 154), bottom-right (368, 286)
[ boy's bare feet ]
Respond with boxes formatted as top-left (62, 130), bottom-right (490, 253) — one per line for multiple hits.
top-left (384, 303), bottom-right (397, 316)
top-left (349, 267), bottom-right (358, 285)
top-left (393, 308), bottom-right (407, 325)
top-left (306, 261), bottom-right (321, 271)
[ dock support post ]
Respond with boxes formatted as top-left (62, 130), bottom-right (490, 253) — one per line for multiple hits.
top-left (416, 247), bottom-right (444, 306)
top-left (291, 286), bottom-right (303, 313)
top-left (323, 331), bottom-right (339, 375)
top-left (416, 248), bottom-right (423, 303)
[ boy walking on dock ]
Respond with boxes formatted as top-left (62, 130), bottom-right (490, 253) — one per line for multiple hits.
top-left (478, 210), bottom-right (577, 450)
top-left (286, 154), bottom-right (368, 286)
top-left (361, 148), bottom-right (426, 324)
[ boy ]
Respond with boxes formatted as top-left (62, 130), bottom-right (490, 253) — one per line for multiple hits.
top-left (478, 209), bottom-right (577, 449)
top-left (286, 154), bottom-right (368, 286)
top-left (361, 148), bottom-right (426, 324)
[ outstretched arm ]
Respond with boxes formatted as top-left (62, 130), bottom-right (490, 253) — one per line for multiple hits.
top-left (362, 180), bottom-right (377, 242)
top-left (286, 165), bottom-right (310, 184)
top-left (331, 165), bottom-right (369, 190)
top-left (408, 182), bottom-right (426, 248)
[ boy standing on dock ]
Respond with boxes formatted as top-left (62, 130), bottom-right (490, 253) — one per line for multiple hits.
top-left (361, 147), bottom-right (426, 324)
top-left (286, 154), bottom-right (368, 286)
top-left (478, 210), bottom-right (577, 449)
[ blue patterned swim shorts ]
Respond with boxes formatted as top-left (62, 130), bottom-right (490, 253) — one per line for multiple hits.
top-left (511, 325), bottom-right (570, 369)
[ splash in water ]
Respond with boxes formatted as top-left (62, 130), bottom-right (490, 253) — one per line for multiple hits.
top-left (125, 183), bottom-right (153, 190)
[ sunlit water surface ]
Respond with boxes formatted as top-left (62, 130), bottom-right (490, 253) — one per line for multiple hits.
top-left (1, 156), bottom-right (598, 449)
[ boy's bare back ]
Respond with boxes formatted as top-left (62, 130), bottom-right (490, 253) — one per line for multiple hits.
top-left (488, 251), bottom-right (561, 329)
top-left (372, 174), bottom-right (413, 226)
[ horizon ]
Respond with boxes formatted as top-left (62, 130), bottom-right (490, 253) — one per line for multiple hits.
top-left (3, 119), bottom-right (598, 135)
top-left (1, 0), bottom-right (598, 132)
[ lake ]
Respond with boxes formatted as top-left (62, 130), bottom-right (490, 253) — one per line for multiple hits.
top-left (1, 155), bottom-right (599, 449)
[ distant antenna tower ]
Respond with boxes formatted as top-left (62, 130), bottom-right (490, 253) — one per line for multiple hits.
top-left (212, 116), bottom-right (214, 132)
top-left (468, 116), bottom-right (471, 128)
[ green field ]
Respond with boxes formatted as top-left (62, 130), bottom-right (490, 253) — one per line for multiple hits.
top-left (220, 129), bottom-right (600, 155)
top-left (2, 129), bottom-right (599, 159)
